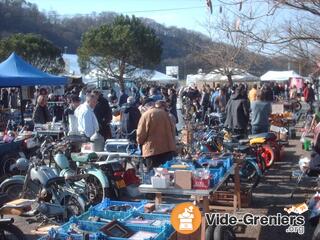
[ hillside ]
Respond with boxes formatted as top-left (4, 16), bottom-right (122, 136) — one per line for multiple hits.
top-left (0, 0), bottom-right (288, 78)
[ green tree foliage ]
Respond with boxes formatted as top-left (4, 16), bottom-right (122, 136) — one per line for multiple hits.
top-left (78, 15), bottom-right (162, 89)
top-left (0, 33), bottom-right (65, 74)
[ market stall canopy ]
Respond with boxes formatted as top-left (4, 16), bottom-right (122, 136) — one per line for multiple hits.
top-left (0, 52), bottom-right (66, 87)
top-left (131, 69), bottom-right (178, 83)
top-left (205, 71), bottom-right (259, 82)
top-left (260, 70), bottom-right (302, 82)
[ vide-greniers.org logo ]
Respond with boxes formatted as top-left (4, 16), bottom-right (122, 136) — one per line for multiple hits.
top-left (205, 213), bottom-right (305, 235)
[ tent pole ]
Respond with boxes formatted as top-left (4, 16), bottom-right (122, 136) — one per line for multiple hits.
top-left (19, 86), bottom-right (24, 125)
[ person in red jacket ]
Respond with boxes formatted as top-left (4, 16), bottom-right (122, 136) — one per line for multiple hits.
top-left (303, 83), bottom-right (315, 113)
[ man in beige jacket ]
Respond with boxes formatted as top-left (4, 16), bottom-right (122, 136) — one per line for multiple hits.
top-left (137, 100), bottom-right (176, 172)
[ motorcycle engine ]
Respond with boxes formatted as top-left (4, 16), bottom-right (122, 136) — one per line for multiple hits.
top-left (38, 189), bottom-right (52, 202)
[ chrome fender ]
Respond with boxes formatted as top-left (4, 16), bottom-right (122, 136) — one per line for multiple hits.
top-left (86, 168), bottom-right (109, 189)
top-left (0, 175), bottom-right (25, 191)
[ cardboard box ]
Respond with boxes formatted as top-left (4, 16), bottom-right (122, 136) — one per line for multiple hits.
top-left (175, 170), bottom-right (192, 190)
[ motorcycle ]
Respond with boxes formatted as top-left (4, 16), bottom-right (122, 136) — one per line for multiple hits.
top-left (0, 149), bottom-right (86, 225)
top-left (196, 128), bottom-right (263, 188)
top-left (37, 137), bottom-right (110, 204)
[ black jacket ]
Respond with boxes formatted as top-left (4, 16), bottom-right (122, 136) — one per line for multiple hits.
top-left (94, 95), bottom-right (112, 138)
top-left (33, 105), bottom-right (52, 124)
top-left (123, 104), bottom-right (141, 135)
top-left (224, 91), bottom-right (250, 131)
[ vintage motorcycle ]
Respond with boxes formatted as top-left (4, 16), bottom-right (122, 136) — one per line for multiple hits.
top-left (0, 148), bottom-right (86, 224)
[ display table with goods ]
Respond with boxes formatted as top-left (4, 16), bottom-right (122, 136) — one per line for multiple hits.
top-left (33, 123), bottom-right (65, 139)
top-left (139, 157), bottom-right (241, 240)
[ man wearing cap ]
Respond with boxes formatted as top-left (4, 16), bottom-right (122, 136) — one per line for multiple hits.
top-left (137, 99), bottom-right (176, 171)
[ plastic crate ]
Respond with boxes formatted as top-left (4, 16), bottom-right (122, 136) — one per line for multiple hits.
top-left (153, 203), bottom-right (176, 214)
top-left (109, 224), bottom-right (168, 240)
top-left (161, 159), bottom-right (195, 171)
top-left (123, 212), bottom-right (171, 226)
top-left (209, 168), bottom-right (223, 186)
top-left (93, 198), bottom-right (147, 213)
top-left (78, 207), bottom-right (132, 222)
top-left (56, 220), bottom-right (168, 240)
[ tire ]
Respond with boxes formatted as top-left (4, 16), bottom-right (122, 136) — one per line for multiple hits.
top-left (1, 153), bottom-right (20, 176)
top-left (62, 195), bottom-right (85, 220)
top-left (294, 101), bottom-right (302, 112)
top-left (313, 220), bottom-right (320, 240)
top-left (261, 145), bottom-right (275, 168)
top-left (205, 225), bottom-right (215, 240)
top-left (2, 183), bottom-right (23, 200)
top-left (0, 223), bottom-right (26, 240)
top-left (213, 226), bottom-right (236, 240)
top-left (3, 182), bottom-right (38, 200)
top-left (240, 160), bottom-right (261, 189)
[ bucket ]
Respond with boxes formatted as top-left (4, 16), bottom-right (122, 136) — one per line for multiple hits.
top-left (304, 139), bottom-right (311, 151)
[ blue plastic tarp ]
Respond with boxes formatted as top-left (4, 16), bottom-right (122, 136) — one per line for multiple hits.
top-left (0, 52), bottom-right (66, 87)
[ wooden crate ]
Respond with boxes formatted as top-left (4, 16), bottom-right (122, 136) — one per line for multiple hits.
top-left (209, 188), bottom-right (252, 208)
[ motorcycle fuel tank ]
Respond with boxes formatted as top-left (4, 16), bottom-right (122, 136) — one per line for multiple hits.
top-left (30, 166), bottom-right (58, 186)
top-left (54, 153), bottom-right (70, 170)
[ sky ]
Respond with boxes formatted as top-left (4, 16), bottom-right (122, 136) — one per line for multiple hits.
top-left (27, 0), bottom-right (212, 34)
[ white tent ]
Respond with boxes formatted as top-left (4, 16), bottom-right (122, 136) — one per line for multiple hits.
top-left (186, 73), bottom-right (206, 86)
top-left (63, 54), bottom-right (81, 75)
top-left (260, 70), bottom-right (303, 82)
top-left (204, 72), bottom-right (259, 82)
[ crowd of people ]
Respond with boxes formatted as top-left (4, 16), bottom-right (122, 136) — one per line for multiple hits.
top-left (0, 80), bottom-right (318, 172)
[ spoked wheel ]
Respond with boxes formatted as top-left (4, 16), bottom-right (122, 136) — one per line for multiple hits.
top-left (240, 160), bottom-right (261, 188)
top-left (86, 175), bottom-right (105, 204)
top-left (261, 145), bottom-right (275, 168)
top-left (0, 223), bottom-right (26, 240)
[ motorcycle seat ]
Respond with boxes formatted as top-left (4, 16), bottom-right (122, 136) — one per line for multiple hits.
top-left (45, 176), bottom-right (66, 188)
top-left (65, 174), bottom-right (89, 182)
top-left (223, 142), bottom-right (250, 152)
top-left (64, 135), bottom-right (89, 144)
top-left (71, 152), bottom-right (98, 163)
top-left (248, 132), bottom-right (277, 142)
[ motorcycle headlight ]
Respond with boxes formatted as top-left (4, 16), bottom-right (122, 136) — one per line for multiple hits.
top-left (12, 158), bottom-right (30, 172)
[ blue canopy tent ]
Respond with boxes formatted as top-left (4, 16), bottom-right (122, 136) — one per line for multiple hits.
top-left (0, 52), bottom-right (67, 123)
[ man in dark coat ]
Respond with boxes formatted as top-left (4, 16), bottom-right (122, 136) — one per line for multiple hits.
top-left (119, 89), bottom-right (128, 107)
top-left (33, 95), bottom-right (52, 124)
top-left (224, 85), bottom-right (250, 136)
top-left (122, 97), bottom-right (141, 142)
top-left (93, 90), bottom-right (113, 140)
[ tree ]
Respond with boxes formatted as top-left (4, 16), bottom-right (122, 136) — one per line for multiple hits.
top-left (197, 14), bottom-right (264, 86)
top-left (78, 15), bottom-right (162, 90)
top-left (0, 33), bottom-right (65, 74)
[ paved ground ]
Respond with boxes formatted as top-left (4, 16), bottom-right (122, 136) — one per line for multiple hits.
top-left (12, 138), bottom-right (318, 240)
top-left (9, 106), bottom-right (319, 239)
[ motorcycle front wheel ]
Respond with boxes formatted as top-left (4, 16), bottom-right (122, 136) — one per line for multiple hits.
top-left (0, 223), bottom-right (26, 240)
top-left (240, 160), bottom-right (261, 189)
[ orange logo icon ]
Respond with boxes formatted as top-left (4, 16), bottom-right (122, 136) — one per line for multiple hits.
top-left (170, 202), bottom-right (202, 235)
